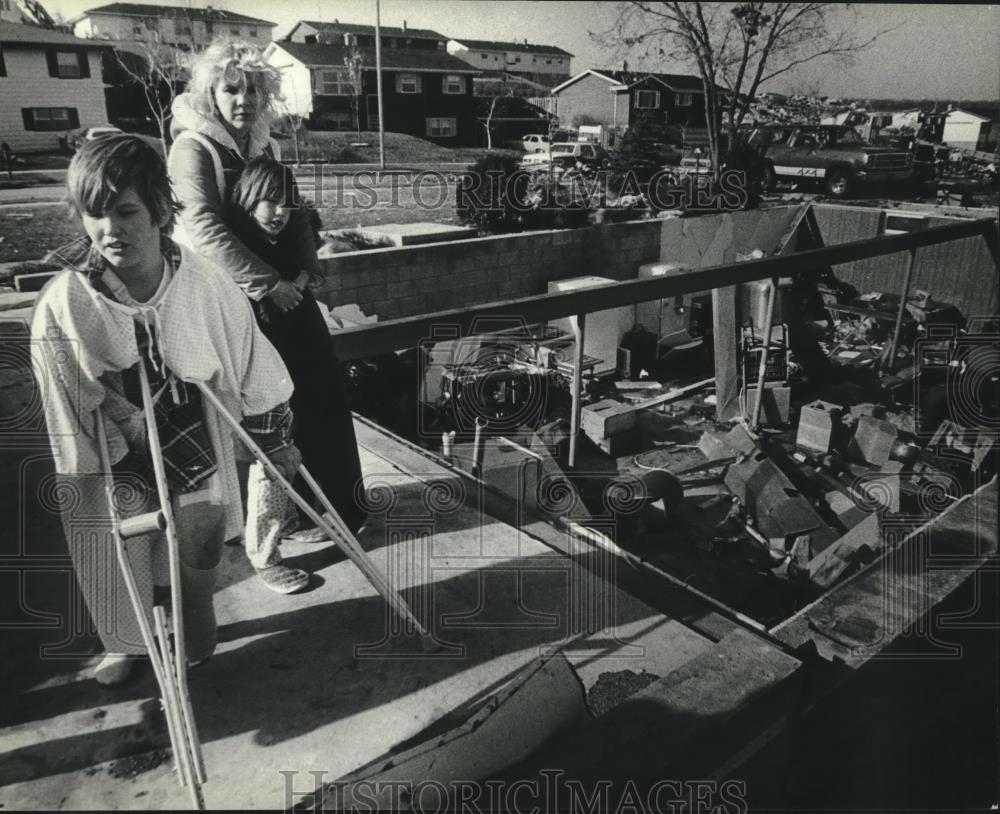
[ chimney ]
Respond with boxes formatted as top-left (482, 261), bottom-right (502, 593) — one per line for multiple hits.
top-left (402, 20), bottom-right (407, 31)
top-left (524, 38), bottom-right (528, 46)
top-left (623, 59), bottom-right (629, 73)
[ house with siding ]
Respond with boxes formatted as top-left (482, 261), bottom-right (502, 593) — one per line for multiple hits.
top-left (70, 3), bottom-right (276, 49)
top-left (551, 68), bottom-right (719, 144)
top-left (0, 21), bottom-right (113, 152)
top-left (286, 19), bottom-right (447, 51)
top-left (265, 40), bottom-right (480, 144)
top-left (447, 37), bottom-right (572, 88)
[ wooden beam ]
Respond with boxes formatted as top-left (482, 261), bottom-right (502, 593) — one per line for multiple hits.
top-left (332, 217), bottom-right (994, 361)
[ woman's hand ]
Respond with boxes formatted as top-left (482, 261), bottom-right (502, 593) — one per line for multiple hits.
top-left (268, 279), bottom-right (303, 312)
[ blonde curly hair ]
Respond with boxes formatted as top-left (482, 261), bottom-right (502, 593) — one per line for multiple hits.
top-left (186, 38), bottom-right (282, 119)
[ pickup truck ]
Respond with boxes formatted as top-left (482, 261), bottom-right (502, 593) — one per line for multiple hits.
top-left (747, 124), bottom-right (913, 198)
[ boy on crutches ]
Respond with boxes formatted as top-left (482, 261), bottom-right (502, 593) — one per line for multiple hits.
top-left (31, 134), bottom-right (302, 687)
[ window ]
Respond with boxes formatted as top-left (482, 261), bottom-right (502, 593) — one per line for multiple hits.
top-left (46, 49), bottom-right (88, 79)
top-left (481, 53), bottom-right (488, 59)
top-left (675, 93), bottom-right (693, 107)
top-left (396, 73), bottom-right (421, 93)
top-left (21, 107), bottom-right (79, 131)
top-left (229, 25), bottom-right (240, 36)
top-left (443, 74), bottom-right (463, 94)
top-left (545, 58), bottom-right (552, 64)
top-left (248, 28), bottom-right (257, 38)
top-left (317, 110), bottom-right (354, 130)
top-left (133, 24), bottom-right (144, 35)
top-left (635, 90), bottom-right (660, 109)
top-left (318, 70), bottom-right (351, 95)
top-left (56, 51), bottom-right (81, 78)
top-left (0, 45), bottom-right (5, 77)
top-left (175, 19), bottom-right (192, 36)
top-left (426, 117), bottom-right (456, 137)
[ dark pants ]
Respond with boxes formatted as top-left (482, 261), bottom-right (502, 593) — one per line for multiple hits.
top-left (252, 289), bottom-right (367, 534)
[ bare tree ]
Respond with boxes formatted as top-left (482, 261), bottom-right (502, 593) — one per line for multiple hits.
top-left (596, 3), bottom-right (893, 177)
top-left (478, 75), bottom-right (516, 150)
top-left (111, 35), bottom-right (189, 153)
top-left (343, 46), bottom-right (365, 138)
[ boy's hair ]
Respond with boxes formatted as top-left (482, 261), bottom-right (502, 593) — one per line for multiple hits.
top-left (187, 38), bottom-right (282, 120)
top-left (67, 135), bottom-right (174, 231)
top-left (231, 155), bottom-right (300, 214)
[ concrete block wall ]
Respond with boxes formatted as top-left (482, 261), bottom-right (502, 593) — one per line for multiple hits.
top-left (314, 219), bottom-right (663, 321)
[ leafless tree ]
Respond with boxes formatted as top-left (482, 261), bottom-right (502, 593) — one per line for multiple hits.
top-left (343, 46), bottom-right (365, 138)
top-left (112, 35), bottom-right (189, 153)
top-left (479, 75), bottom-right (516, 150)
top-left (596, 3), bottom-right (894, 177)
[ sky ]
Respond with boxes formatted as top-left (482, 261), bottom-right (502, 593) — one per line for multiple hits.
top-left (43, 0), bottom-right (1000, 100)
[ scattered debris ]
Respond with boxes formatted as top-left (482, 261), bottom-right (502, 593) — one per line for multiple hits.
top-left (586, 669), bottom-right (661, 717)
top-left (107, 748), bottom-right (170, 779)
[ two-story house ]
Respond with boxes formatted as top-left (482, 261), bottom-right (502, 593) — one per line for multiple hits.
top-left (447, 38), bottom-right (572, 89)
top-left (70, 3), bottom-right (276, 49)
top-left (265, 40), bottom-right (480, 144)
top-left (286, 19), bottom-right (447, 51)
top-left (551, 68), bottom-right (719, 145)
top-left (0, 21), bottom-right (113, 152)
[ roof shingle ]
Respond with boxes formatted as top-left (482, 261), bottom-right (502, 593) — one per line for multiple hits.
top-left (0, 20), bottom-right (113, 47)
top-left (451, 37), bottom-right (573, 57)
top-left (77, 3), bottom-right (275, 27)
top-left (274, 41), bottom-right (479, 73)
top-left (294, 20), bottom-right (445, 41)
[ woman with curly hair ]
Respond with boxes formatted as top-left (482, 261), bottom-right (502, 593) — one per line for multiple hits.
top-left (168, 39), bottom-right (366, 594)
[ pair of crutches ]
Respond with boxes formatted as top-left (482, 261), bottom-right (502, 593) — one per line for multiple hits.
top-left (96, 364), bottom-right (433, 810)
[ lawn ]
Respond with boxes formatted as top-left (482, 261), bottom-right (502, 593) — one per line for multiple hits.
top-left (0, 179), bottom-right (465, 265)
top-left (273, 129), bottom-right (510, 165)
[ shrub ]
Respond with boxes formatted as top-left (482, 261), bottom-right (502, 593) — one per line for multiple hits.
top-left (608, 113), bottom-right (670, 195)
top-left (455, 151), bottom-right (529, 234)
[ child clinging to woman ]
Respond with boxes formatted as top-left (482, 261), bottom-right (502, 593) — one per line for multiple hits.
top-left (227, 157), bottom-right (367, 593)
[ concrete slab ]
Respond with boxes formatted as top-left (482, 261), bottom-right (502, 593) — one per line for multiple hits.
top-left (1, 420), bottom-right (714, 810)
top-left (347, 222), bottom-right (478, 247)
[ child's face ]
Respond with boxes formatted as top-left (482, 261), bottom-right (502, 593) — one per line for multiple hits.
top-left (81, 186), bottom-right (164, 277)
top-left (252, 199), bottom-right (290, 238)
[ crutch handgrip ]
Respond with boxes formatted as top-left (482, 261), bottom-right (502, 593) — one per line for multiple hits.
top-left (118, 510), bottom-right (166, 539)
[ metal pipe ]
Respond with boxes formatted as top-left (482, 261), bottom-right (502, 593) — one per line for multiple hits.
top-left (883, 246), bottom-right (917, 373)
top-left (750, 277), bottom-right (778, 431)
top-left (374, 0), bottom-right (385, 170)
top-left (568, 312), bottom-right (587, 468)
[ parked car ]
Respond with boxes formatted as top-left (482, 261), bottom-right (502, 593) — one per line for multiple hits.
top-left (549, 141), bottom-right (610, 170)
top-left (522, 134), bottom-right (550, 153)
top-left (68, 126), bottom-right (124, 153)
top-left (746, 124), bottom-right (913, 198)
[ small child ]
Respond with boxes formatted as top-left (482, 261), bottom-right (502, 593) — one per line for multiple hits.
top-left (227, 157), bottom-right (367, 591)
top-left (31, 135), bottom-right (301, 683)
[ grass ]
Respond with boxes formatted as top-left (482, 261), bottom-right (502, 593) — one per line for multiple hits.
top-left (0, 188), bottom-right (463, 264)
top-left (273, 130), bottom-right (511, 165)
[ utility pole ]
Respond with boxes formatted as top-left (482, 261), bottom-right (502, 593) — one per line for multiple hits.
top-left (375, 0), bottom-right (385, 169)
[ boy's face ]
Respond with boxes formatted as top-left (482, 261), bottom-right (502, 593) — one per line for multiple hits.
top-left (252, 199), bottom-right (290, 238)
top-left (81, 187), bottom-right (164, 277)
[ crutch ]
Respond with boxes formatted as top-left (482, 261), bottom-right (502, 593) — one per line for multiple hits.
top-left (194, 382), bottom-right (437, 651)
top-left (95, 364), bottom-right (207, 809)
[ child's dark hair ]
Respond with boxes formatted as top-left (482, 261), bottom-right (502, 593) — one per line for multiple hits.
top-left (66, 134), bottom-right (174, 230)
top-left (231, 155), bottom-right (300, 214)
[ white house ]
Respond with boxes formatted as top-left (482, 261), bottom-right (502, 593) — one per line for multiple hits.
top-left (0, 21), bottom-right (112, 152)
top-left (70, 3), bottom-right (276, 49)
top-left (447, 37), bottom-right (572, 87)
top-left (941, 107), bottom-right (992, 151)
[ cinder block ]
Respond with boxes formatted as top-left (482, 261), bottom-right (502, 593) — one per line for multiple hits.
top-left (849, 415), bottom-right (899, 466)
top-left (581, 399), bottom-right (637, 443)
